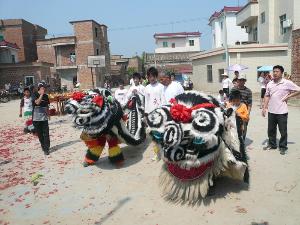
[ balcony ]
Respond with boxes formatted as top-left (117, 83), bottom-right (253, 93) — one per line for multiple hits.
top-left (236, 0), bottom-right (259, 26)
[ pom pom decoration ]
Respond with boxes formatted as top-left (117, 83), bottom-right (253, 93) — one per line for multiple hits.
top-left (72, 92), bottom-right (86, 102)
top-left (92, 95), bottom-right (104, 108)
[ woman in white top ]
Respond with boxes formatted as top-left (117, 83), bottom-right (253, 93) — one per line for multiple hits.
top-left (221, 72), bottom-right (232, 97)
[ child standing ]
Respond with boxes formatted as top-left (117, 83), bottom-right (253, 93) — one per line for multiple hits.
top-left (144, 67), bottom-right (165, 116)
top-left (217, 89), bottom-right (227, 107)
top-left (19, 87), bottom-right (34, 133)
top-left (227, 90), bottom-right (249, 139)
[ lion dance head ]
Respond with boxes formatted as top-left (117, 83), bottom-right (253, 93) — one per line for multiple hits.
top-left (147, 91), bottom-right (248, 203)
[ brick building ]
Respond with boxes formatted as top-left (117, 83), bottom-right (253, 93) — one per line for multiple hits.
top-left (37, 20), bottom-right (111, 90)
top-left (110, 55), bottom-right (142, 86)
top-left (0, 19), bottom-right (53, 89)
top-left (292, 29), bottom-right (300, 86)
top-left (0, 19), bottom-right (47, 62)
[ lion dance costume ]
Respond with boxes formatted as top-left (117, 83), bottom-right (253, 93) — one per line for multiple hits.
top-left (65, 89), bottom-right (146, 166)
top-left (146, 91), bottom-right (249, 203)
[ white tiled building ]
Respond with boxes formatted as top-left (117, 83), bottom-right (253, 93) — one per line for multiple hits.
top-left (154, 32), bottom-right (201, 53)
top-left (209, 6), bottom-right (248, 48)
top-left (191, 1), bottom-right (300, 93)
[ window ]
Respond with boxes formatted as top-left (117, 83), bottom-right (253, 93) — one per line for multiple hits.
top-left (261, 12), bottom-right (265, 24)
top-left (280, 14), bottom-right (287, 34)
top-left (96, 49), bottom-right (99, 55)
top-left (207, 65), bottom-right (213, 83)
top-left (172, 43), bottom-right (175, 48)
top-left (253, 27), bottom-right (258, 42)
top-left (163, 41), bottom-right (168, 47)
top-left (95, 27), bottom-right (98, 37)
top-left (11, 55), bottom-right (15, 63)
top-left (25, 76), bottom-right (34, 86)
top-left (189, 40), bottom-right (194, 46)
top-left (218, 69), bottom-right (224, 83)
top-left (220, 22), bottom-right (223, 30)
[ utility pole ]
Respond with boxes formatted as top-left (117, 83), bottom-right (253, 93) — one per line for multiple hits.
top-left (223, 11), bottom-right (230, 69)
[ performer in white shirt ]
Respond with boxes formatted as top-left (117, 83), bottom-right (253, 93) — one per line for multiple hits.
top-left (114, 83), bottom-right (128, 107)
top-left (144, 67), bottom-right (165, 115)
top-left (221, 72), bottom-right (232, 97)
top-left (160, 72), bottom-right (184, 103)
top-left (127, 72), bottom-right (145, 100)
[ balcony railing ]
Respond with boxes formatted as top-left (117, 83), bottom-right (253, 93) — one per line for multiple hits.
top-left (236, 0), bottom-right (259, 26)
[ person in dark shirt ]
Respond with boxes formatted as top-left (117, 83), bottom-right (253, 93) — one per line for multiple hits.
top-left (32, 82), bottom-right (51, 155)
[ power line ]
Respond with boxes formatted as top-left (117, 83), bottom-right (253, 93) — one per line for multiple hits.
top-left (108, 16), bottom-right (209, 31)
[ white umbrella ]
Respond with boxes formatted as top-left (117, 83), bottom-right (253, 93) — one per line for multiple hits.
top-left (227, 64), bottom-right (248, 72)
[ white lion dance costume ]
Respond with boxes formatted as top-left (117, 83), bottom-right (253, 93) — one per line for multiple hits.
top-left (146, 91), bottom-right (249, 203)
top-left (65, 89), bottom-right (146, 166)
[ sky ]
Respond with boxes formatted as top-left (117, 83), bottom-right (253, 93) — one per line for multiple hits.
top-left (0, 0), bottom-right (247, 57)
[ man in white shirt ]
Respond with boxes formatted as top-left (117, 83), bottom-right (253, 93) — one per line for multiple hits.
top-left (221, 72), bottom-right (232, 97)
top-left (144, 67), bottom-right (165, 115)
top-left (114, 83), bottom-right (128, 107)
top-left (127, 72), bottom-right (145, 100)
top-left (160, 72), bottom-right (184, 103)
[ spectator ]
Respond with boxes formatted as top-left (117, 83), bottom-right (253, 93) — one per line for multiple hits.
top-left (5, 83), bottom-right (11, 92)
top-left (258, 72), bottom-right (266, 109)
top-left (217, 89), bottom-right (227, 107)
top-left (144, 67), bottom-right (165, 115)
top-left (18, 82), bottom-right (24, 99)
top-left (230, 74), bottom-right (252, 139)
top-left (221, 72), bottom-right (232, 97)
top-left (114, 82), bottom-right (128, 107)
top-left (32, 83), bottom-right (51, 155)
top-left (171, 73), bottom-right (175, 81)
top-left (160, 72), bottom-right (184, 103)
top-left (227, 90), bottom-right (249, 138)
top-left (127, 72), bottom-right (145, 100)
top-left (262, 65), bottom-right (300, 155)
top-left (19, 87), bottom-right (34, 132)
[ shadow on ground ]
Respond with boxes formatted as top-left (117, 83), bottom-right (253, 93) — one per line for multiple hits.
top-left (50, 139), bottom-right (81, 153)
top-left (95, 137), bottom-right (151, 170)
top-left (164, 177), bottom-right (249, 207)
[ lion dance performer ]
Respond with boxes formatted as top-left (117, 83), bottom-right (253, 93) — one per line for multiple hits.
top-left (65, 89), bottom-right (146, 167)
top-left (146, 91), bottom-right (249, 203)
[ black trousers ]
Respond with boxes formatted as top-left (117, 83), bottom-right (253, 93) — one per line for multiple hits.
top-left (33, 120), bottom-right (50, 152)
top-left (223, 88), bottom-right (229, 97)
top-left (268, 113), bottom-right (288, 149)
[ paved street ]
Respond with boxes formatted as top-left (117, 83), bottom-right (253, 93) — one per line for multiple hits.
top-left (0, 98), bottom-right (300, 225)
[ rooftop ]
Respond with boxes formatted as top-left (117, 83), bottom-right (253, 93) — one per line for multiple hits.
top-left (69, 19), bottom-right (107, 28)
top-left (209, 6), bottom-right (243, 22)
top-left (154, 32), bottom-right (201, 39)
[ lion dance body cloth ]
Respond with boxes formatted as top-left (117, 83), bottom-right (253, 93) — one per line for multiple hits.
top-left (146, 91), bottom-right (249, 203)
top-left (65, 89), bottom-right (146, 166)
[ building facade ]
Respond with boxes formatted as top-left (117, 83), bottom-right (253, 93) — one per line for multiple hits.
top-left (209, 6), bottom-right (248, 48)
top-left (154, 32), bottom-right (201, 53)
top-left (37, 20), bottom-right (111, 90)
top-left (0, 19), bottom-right (47, 62)
top-left (236, 0), bottom-right (300, 44)
top-left (192, 1), bottom-right (300, 93)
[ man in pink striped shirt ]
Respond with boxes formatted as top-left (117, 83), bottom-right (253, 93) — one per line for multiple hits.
top-left (262, 65), bottom-right (300, 155)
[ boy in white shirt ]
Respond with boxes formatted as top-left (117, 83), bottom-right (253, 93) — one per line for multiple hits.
top-left (160, 72), bottom-right (184, 103)
top-left (114, 83), bottom-right (128, 107)
top-left (144, 67), bottom-right (165, 115)
top-left (127, 72), bottom-right (145, 100)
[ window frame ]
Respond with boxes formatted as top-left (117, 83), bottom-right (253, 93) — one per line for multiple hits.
top-left (280, 14), bottom-right (287, 35)
top-left (24, 75), bottom-right (35, 86)
top-left (261, 12), bottom-right (266, 24)
top-left (163, 41), bottom-right (168, 47)
top-left (189, 39), bottom-right (195, 46)
top-left (207, 65), bottom-right (213, 83)
top-left (171, 43), bottom-right (176, 48)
